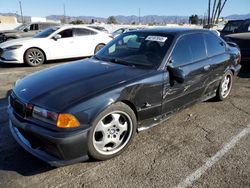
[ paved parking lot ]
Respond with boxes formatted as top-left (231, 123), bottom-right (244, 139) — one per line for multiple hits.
top-left (0, 60), bottom-right (249, 188)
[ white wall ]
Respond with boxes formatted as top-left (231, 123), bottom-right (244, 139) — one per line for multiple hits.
top-left (30, 17), bottom-right (46, 22)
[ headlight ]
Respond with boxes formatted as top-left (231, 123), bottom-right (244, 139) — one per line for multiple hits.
top-left (32, 106), bottom-right (80, 128)
top-left (33, 106), bottom-right (58, 124)
top-left (4, 45), bottom-right (23, 51)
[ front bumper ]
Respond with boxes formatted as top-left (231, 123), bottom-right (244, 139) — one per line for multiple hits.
top-left (0, 48), bottom-right (24, 64)
top-left (8, 107), bottom-right (90, 167)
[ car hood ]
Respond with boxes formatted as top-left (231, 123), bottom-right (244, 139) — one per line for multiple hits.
top-left (13, 58), bottom-right (152, 111)
top-left (0, 37), bottom-right (40, 48)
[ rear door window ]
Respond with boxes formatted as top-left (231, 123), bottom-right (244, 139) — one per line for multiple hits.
top-left (204, 33), bottom-right (226, 57)
top-left (74, 28), bottom-right (97, 36)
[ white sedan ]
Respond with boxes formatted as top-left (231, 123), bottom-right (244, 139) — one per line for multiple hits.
top-left (0, 25), bottom-right (113, 66)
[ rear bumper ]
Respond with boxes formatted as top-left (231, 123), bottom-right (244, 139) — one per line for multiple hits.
top-left (233, 64), bottom-right (242, 75)
top-left (8, 107), bottom-right (90, 167)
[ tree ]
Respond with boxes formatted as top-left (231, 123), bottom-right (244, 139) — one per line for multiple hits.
top-left (70, 19), bottom-right (84, 25)
top-left (189, 15), bottom-right (199, 25)
top-left (107, 16), bottom-right (118, 24)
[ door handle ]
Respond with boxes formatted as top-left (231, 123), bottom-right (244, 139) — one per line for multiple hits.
top-left (203, 65), bottom-right (211, 71)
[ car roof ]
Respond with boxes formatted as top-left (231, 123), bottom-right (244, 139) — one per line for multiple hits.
top-left (129, 27), bottom-right (212, 36)
top-left (52, 25), bottom-right (101, 32)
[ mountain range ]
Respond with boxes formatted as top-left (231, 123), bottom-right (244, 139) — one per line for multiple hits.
top-left (1, 12), bottom-right (250, 24)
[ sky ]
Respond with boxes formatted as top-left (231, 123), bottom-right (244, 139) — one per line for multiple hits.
top-left (0, 0), bottom-right (249, 18)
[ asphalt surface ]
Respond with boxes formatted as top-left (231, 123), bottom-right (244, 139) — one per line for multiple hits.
top-left (0, 60), bottom-right (249, 188)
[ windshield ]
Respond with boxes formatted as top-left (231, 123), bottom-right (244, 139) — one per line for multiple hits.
top-left (34, 27), bottom-right (59, 38)
top-left (95, 32), bottom-right (174, 68)
top-left (112, 28), bottom-right (125, 35)
top-left (223, 21), bottom-right (242, 32)
top-left (15, 24), bottom-right (28, 31)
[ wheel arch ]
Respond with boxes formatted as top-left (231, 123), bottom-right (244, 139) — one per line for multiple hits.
top-left (120, 100), bottom-right (138, 120)
top-left (23, 47), bottom-right (47, 62)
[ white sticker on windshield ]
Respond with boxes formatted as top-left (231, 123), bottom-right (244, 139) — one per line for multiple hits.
top-left (145, 36), bottom-right (168, 42)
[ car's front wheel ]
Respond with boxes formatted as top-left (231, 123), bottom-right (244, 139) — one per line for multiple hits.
top-left (216, 70), bottom-right (233, 101)
top-left (88, 102), bottom-right (136, 160)
top-left (24, 48), bottom-right (45, 67)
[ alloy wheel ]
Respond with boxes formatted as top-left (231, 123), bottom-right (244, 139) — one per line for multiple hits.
top-left (221, 74), bottom-right (232, 98)
top-left (93, 111), bottom-right (133, 155)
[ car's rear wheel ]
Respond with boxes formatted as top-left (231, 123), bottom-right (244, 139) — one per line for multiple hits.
top-left (24, 48), bottom-right (45, 67)
top-left (88, 102), bottom-right (136, 160)
top-left (216, 71), bottom-right (233, 101)
top-left (94, 44), bottom-right (105, 54)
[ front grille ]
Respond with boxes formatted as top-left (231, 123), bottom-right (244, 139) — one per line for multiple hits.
top-left (10, 94), bottom-right (27, 118)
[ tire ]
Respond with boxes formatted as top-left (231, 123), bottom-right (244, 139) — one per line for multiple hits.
top-left (24, 48), bottom-right (45, 67)
top-left (94, 44), bottom-right (105, 54)
top-left (216, 70), bottom-right (233, 101)
top-left (88, 102), bottom-right (137, 160)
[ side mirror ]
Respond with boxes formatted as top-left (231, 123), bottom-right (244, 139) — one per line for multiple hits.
top-left (23, 28), bottom-right (29, 32)
top-left (167, 65), bottom-right (185, 84)
top-left (53, 34), bottom-right (61, 41)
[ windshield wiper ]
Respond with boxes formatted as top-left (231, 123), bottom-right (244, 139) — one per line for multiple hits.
top-left (109, 58), bottom-right (133, 66)
top-left (93, 55), bottom-right (110, 62)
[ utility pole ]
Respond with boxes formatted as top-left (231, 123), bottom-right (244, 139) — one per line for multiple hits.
top-left (211, 0), bottom-right (217, 24)
top-left (208, 0), bottom-right (211, 25)
top-left (138, 8), bottom-right (141, 25)
top-left (19, 1), bottom-right (24, 23)
top-left (63, 3), bottom-right (66, 24)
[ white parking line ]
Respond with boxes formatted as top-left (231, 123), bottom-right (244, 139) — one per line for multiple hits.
top-left (0, 71), bottom-right (24, 75)
top-left (176, 124), bottom-right (250, 188)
